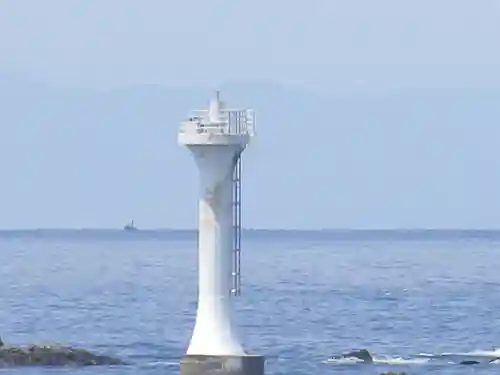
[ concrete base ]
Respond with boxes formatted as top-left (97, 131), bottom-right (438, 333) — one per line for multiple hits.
top-left (180, 354), bottom-right (265, 375)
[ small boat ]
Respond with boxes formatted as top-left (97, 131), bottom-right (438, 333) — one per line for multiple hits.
top-left (124, 220), bottom-right (138, 231)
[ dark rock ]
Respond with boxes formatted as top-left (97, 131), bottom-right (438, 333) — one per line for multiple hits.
top-left (0, 344), bottom-right (125, 367)
top-left (460, 358), bottom-right (500, 365)
top-left (339, 348), bottom-right (373, 363)
top-left (460, 360), bottom-right (481, 365)
top-left (0, 336), bottom-right (3, 347)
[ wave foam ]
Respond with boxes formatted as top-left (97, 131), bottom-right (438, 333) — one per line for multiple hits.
top-left (327, 346), bottom-right (500, 366)
top-left (327, 356), bottom-right (429, 365)
top-left (373, 356), bottom-right (430, 365)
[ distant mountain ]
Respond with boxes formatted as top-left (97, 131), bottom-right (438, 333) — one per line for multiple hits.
top-left (0, 71), bottom-right (499, 229)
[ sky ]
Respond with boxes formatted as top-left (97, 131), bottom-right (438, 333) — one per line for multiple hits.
top-left (0, 0), bottom-right (500, 229)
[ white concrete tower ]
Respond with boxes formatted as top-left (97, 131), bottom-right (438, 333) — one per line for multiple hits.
top-left (178, 92), bottom-right (264, 375)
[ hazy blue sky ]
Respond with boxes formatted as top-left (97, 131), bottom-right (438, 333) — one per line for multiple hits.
top-left (1, 0), bottom-right (500, 229)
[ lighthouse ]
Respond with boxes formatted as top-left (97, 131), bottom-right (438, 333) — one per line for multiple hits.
top-left (178, 92), bottom-right (264, 375)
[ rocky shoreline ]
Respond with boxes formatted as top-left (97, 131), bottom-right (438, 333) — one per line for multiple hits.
top-left (330, 348), bottom-right (500, 366)
top-left (0, 336), bottom-right (125, 367)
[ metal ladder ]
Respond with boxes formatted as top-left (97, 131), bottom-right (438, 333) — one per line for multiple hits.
top-left (231, 155), bottom-right (242, 296)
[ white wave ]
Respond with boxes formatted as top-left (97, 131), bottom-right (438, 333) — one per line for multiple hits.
top-left (466, 348), bottom-right (500, 357)
top-left (372, 356), bottom-right (430, 365)
top-left (326, 356), bottom-right (429, 365)
top-left (440, 347), bottom-right (500, 357)
top-left (326, 356), bottom-right (364, 364)
top-left (327, 346), bottom-right (500, 366)
top-left (142, 360), bottom-right (179, 367)
top-left (434, 349), bottom-right (500, 364)
top-left (417, 352), bottom-right (434, 357)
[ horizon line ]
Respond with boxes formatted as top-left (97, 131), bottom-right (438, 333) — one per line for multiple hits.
top-left (1, 228), bottom-right (500, 232)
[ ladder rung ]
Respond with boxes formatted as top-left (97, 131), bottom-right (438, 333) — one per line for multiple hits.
top-left (231, 156), bottom-right (242, 297)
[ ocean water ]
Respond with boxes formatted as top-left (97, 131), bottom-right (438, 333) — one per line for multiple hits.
top-left (1, 229), bottom-right (500, 375)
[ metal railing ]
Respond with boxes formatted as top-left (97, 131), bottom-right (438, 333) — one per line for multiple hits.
top-left (179, 109), bottom-right (255, 137)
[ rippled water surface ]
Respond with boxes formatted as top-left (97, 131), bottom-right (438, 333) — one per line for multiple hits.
top-left (1, 230), bottom-right (500, 375)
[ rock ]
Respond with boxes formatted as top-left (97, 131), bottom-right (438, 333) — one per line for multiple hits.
top-left (0, 344), bottom-right (125, 367)
top-left (0, 336), bottom-right (3, 347)
top-left (460, 358), bottom-right (500, 365)
top-left (460, 360), bottom-right (481, 365)
top-left (340, 348), bottom-right (373, 363)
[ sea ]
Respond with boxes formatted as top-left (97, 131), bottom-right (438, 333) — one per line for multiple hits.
top-left (1, 229), bottom-right (500, 375)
